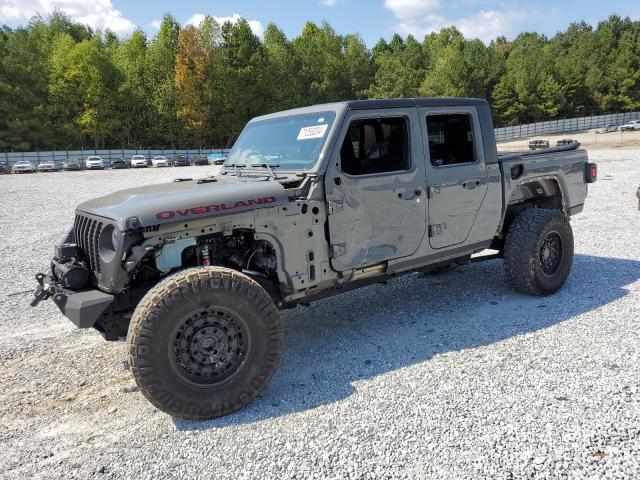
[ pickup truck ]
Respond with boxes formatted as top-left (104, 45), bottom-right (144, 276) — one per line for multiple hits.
top-left (31, 98), bottom-right (597, 420)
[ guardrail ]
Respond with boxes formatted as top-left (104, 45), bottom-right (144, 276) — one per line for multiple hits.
top-left (495, 111), bottom-right (640, 142)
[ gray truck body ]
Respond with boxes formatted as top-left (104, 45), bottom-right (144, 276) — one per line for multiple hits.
top-left (33, 98), bottom-right (592, 335)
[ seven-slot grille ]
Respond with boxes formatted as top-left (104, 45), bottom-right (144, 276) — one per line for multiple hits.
top-left (73, 214), bottom-right (103, 273)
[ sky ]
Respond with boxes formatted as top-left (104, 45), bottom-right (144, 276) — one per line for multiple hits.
top-left (1, 0), bottom-right (639, 44)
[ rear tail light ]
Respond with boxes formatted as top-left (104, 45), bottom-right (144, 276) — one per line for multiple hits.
top-left (585, 163), bottom-right (597, 183)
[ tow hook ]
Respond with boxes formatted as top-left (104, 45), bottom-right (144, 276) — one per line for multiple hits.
top-left (30, 273), bottom-right (53, 307)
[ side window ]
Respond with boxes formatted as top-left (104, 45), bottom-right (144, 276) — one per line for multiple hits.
top-left (426, 113), bottom-right (476, 167)
top-left (340, 117), bottom-right (409, 175)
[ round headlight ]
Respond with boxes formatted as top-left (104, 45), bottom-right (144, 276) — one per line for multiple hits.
top-left (99, 225), bottom-right (119, 262)
top-left (111, 227), bottom-right (120, 250)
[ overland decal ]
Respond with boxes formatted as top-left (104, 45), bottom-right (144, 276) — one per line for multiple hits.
top-left (155, 195), bottom-right (278, 220)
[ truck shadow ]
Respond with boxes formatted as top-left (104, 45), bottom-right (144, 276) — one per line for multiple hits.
top-left (173, 253), bottom-right (640, 430)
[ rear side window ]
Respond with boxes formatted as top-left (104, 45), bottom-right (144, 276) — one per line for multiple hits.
top-left (340, 117), bottom-right (409, 175)
top-left (426, 114), bottom-right (476, 167)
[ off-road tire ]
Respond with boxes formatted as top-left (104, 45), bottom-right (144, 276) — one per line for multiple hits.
top-left (127, 267), bottom-right (282, 420)
top-left (503, 208), bottom-right (574, 296)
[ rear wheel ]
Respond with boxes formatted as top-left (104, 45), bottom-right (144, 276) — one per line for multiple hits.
top-left (127, 267), bottom-right (282, 419)
top-left (503, 208), bottom-right (574, 296)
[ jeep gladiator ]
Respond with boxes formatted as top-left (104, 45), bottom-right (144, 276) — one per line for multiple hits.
top-left (31, 98), bottom-right (597, 419)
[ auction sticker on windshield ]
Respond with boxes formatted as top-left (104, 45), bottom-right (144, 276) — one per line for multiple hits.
top-left (297, 124), bottom-right (328, 140)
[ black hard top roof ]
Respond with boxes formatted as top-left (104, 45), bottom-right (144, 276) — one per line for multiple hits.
top-left (252, 97), bottom-right (490, 123)
top-left (345, 97), bottom-right (489, 110)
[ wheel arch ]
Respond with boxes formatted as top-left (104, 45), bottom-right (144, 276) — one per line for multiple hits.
top-left (499, 176), bottom-right (568, 238)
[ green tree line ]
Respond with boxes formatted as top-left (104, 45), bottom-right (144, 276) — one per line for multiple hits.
top-left (1, 12), bottom-right (639, 150)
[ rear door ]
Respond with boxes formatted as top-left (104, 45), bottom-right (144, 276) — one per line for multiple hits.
top-left (324, 108), bottom-right (427, 271)
top-left (419, 106), bottom-right (488, 249)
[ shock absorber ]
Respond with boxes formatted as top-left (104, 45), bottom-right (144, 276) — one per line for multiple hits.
top-left (201, 243), bottom-right (211, 266)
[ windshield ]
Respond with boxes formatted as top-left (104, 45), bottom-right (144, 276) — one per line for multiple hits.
top-left (225, 111), bottom-right (335, 169)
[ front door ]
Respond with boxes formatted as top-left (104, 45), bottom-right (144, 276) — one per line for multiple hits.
top-left (419, 107), bottom-right (488, 249)
top-left (325, 108), bottom-right (427, 271)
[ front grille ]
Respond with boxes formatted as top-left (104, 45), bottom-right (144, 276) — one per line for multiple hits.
top-left (73, 214), bottom-right (103, 274)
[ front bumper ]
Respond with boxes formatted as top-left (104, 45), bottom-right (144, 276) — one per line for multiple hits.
top-left (31, 273), bottom-right (114, 329)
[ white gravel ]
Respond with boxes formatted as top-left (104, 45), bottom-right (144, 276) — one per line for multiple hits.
top-left (0, 152), bottom-right (639, 479)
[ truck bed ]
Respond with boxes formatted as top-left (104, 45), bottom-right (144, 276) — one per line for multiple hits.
top-left (497, 142), bottom-right (590, 216)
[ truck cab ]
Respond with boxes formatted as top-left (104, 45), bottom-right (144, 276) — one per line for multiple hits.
top-left (323, 98), bottom-right (501, 272)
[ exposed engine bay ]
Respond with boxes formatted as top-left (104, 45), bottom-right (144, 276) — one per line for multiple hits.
top-left (152, 233), bottom-right (278, 279)
top-left (119, 232), bottom-right (281, 320)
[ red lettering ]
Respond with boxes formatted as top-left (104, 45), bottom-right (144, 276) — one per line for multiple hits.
top-left (155, 195), bottom-right (279, 221)
top-left (156, 211), bottom-right (174, 220)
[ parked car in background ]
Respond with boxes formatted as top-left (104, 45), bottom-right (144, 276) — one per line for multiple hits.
top-left (151, 155), bottom-right (171, 167)
top-left (37, 160), bottom-right (60, 172)
top-left (192, 155), bottom-right (209, 166)
top-left (596, 124), bottom-right (618, 133)
top-left (85, 156), bottom-right (104, 170)
top-left (111, 158), bottom-right (129, 169)
top-left (207, 153), bottom-right (227, 165)
top-left (0, 163), bottom-right (8, 174)
top-left (131, 155), bottom-right (149, 168)
top-left (528, 139), bottom-right (550, 150)
top-left (12, 160), bottom-right (36, 173)
top-left (173, 155), bottom-right (191, 167)
top-left (556, 139), bottom-right (578, 146)
top-left (63, 159), bottom-right (82, 171)
top-left (621, 120), bottom-right (640, 131)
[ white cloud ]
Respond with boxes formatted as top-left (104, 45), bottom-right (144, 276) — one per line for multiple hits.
top-left (454, 10), bottom-right (526, 42)
top-left (384, 0), bottom-right (527, 42)
top-left (185, 13), bottom-right (264, 37)
top-left (150, 19), bottom-right (162, 30)
top-left (185, 13), bottom-right (207, 27)
top-left (384, 0), bottom-right (441, 19)
top-left (0, 0), bottom-right (135, 36)
top-left (322, 0), bottom-right (338, 6)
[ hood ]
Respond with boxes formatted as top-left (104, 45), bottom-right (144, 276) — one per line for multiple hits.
top-left (77, 176), bottom-right (289, 230)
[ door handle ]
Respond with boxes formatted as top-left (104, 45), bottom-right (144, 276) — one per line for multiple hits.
top-left (398, 188), bottom-right (418, 200)
top-left (463, 179), bottom-right (480, 189)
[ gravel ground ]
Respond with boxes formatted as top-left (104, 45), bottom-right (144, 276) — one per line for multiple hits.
top-left (0, 153), bottom-right (639, 480)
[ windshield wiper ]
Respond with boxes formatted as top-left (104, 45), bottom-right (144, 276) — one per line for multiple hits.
top-left (224, 163), bottom-right (246, 177)
top-left (251, 163), bottom-right (280, 179)
top-left (196, 177), bottom-right (217, 184)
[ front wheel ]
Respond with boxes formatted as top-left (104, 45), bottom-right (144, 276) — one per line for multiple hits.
top-left (127, 267), bottom-right (282, 419)
top-left (503, 208), bottom-right (574, 296)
